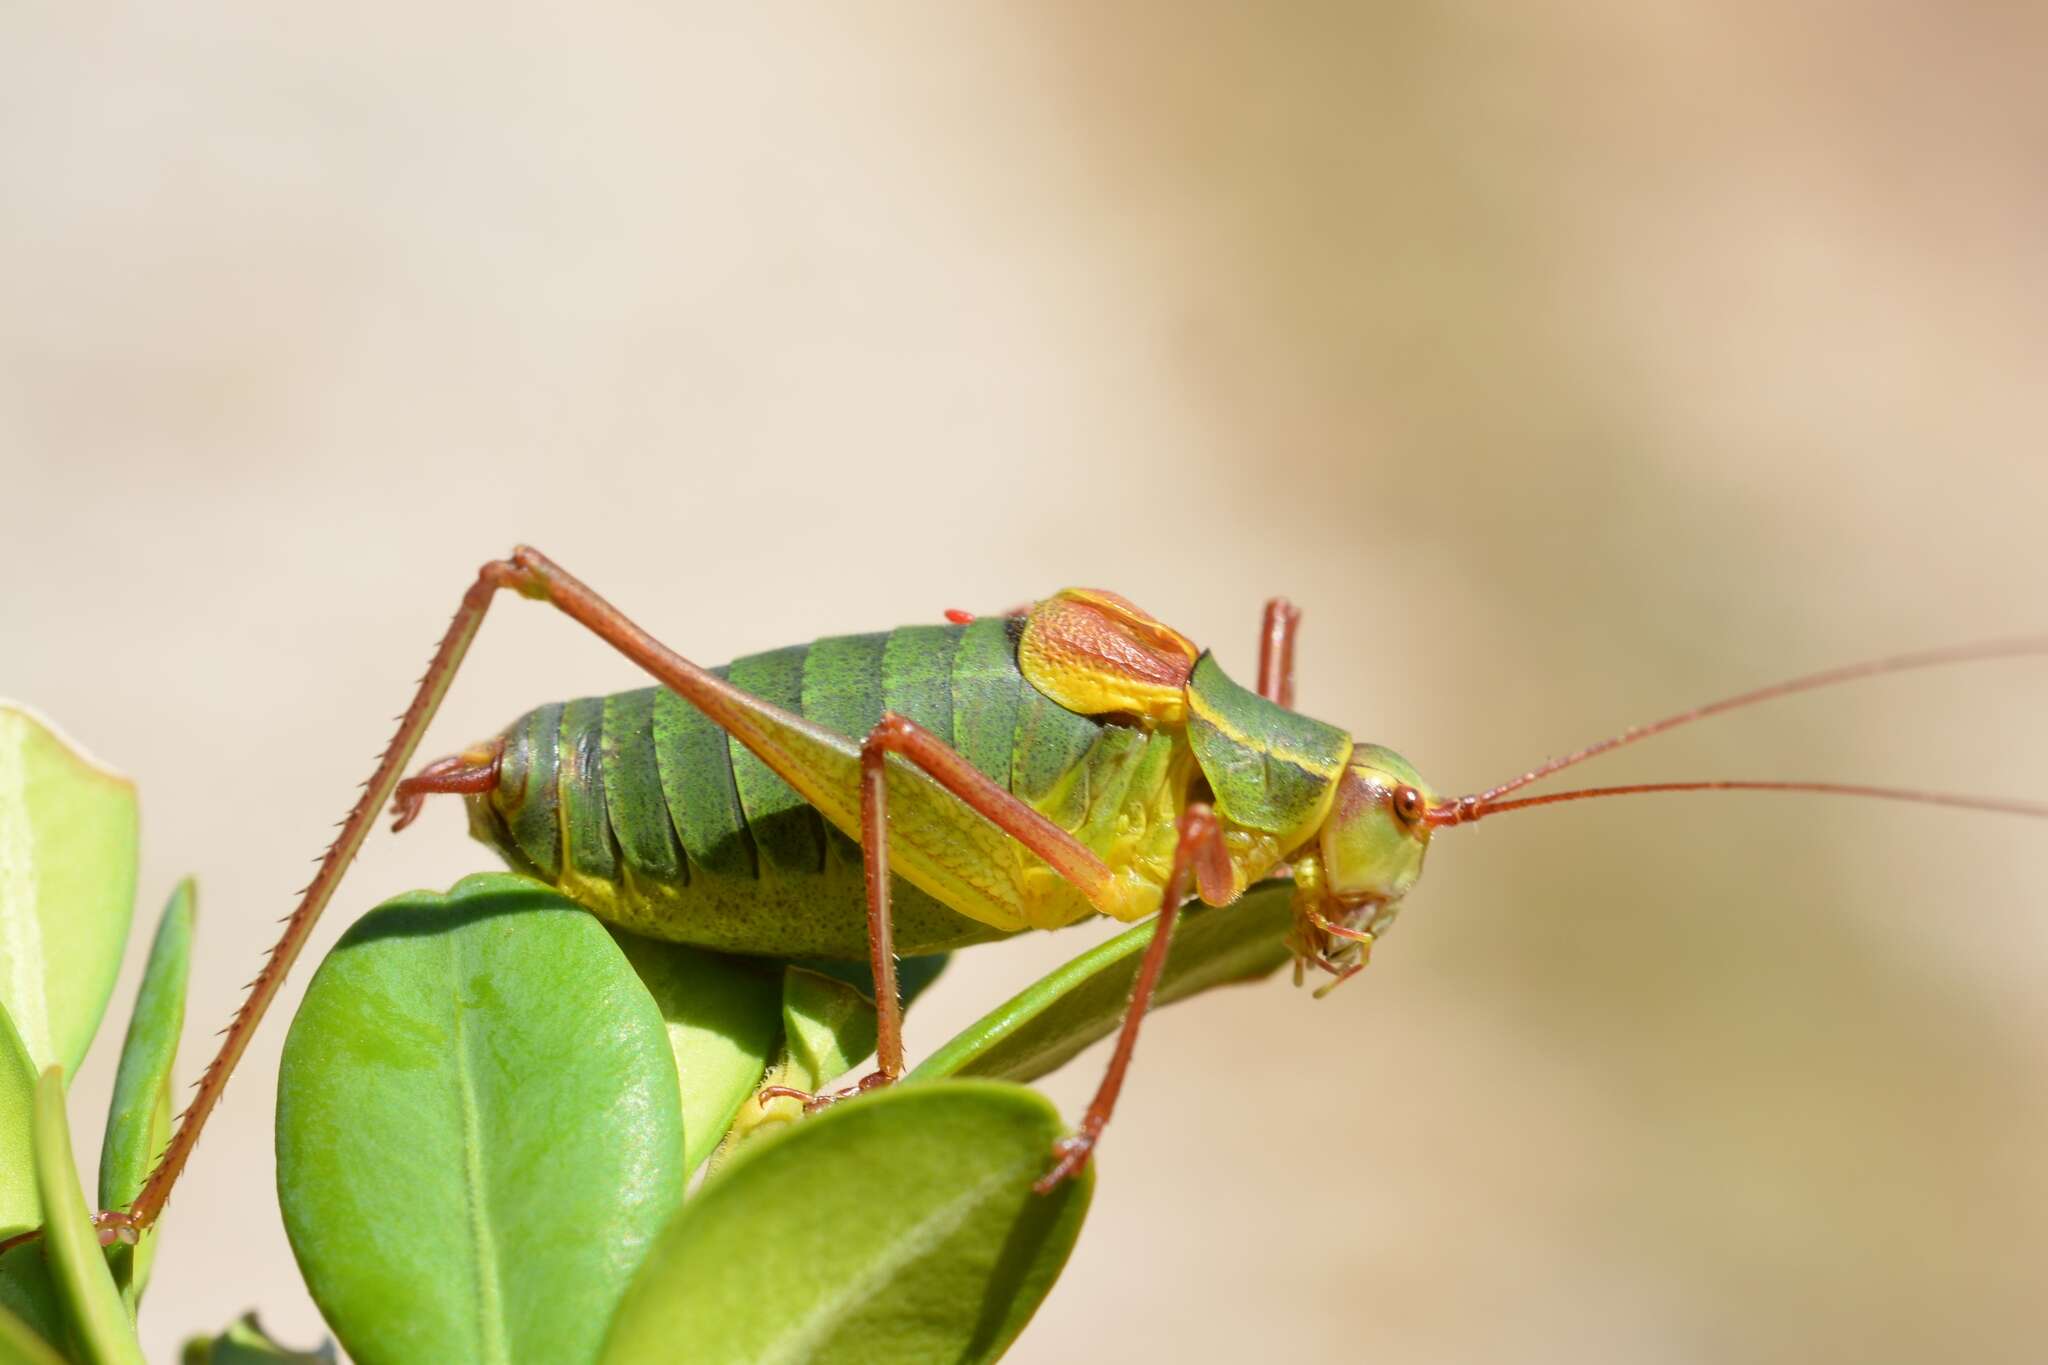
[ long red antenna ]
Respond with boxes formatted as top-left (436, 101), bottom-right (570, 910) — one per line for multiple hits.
top-left (1432, 779), bottom-right (2048, 828)
top-left (1469, 634), bottom-right (2048, 807)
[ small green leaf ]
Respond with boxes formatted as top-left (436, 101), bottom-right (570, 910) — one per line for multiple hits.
top-left (712, 955), bottom-right (952, 1167)
top-left (0, 1004), bottom-right (40, 1241)
top-left (910, 879), bottom-right (1295, 1084)
top-left (0, 705), bottom-right (140, 1078)
top-left (717, 968), bottom-right (885, 1159)
top-left (603, 1082), bottom-right (1092, 1365)
top-left (276, 873), bottom-right (685, 1365)
top-left (179, 1312), bottom-right (336, 1363)
top-left (98, 878), bottom-right (195, 1309)
top-left (0, 1296), bottom-right (67, 1365)
top-left (609, 930), bottom-right (783, 1176)
top-left (33, 1066), bottom-right (145, 1365)
top-left (782, 967), bottom-right (880, 1091)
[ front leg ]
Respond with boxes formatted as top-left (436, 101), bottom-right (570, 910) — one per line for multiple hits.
top-left (1035, 802), bottom-right (1231, 1191)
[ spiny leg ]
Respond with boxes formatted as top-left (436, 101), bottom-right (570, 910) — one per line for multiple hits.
top-left (98, 554), bottom-right (549, 1242)
top-left (102, 545), bottom-right (861, 1239)
top-left (1034, 802), bottom-right (1231, 1192)
top-left (1258, 597), bottom-right (1301, 708)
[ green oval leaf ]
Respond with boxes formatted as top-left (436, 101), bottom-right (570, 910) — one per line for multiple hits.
top-left (609, 929), bottom-right (782, 1176)
top-left (603, 1082), bottom-right (1092, 1365)
top-left (0, 704), bottom-right (140, 1078)
top-left (33, 1067), bottom-right (145, 1365)
top-left (98, 878), bottom-right (195, 1309)
top-left (276, 873), bottom-right (684, 1365)
top-left (909, 879), bottom-right (1295, 1084)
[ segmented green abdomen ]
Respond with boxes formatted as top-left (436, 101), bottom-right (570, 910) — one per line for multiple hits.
top-left (468, 616), bottom-right (1115, 958)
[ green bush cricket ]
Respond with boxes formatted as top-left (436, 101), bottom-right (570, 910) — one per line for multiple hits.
top-left (62, 547), bottom-right (2046, 1244)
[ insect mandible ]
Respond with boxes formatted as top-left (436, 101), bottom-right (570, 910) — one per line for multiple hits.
top-left (83, 546), bottom-right (2048, 1243)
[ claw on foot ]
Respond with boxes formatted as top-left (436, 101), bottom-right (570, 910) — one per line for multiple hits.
top-left (758, 1069), bottom-right (895, 1116)
top-left (0, 1211), bottom-right (137, 1256)
top-left (1033, 1132), bottom-right (1096, 1194)
top-left (758, 1083), bottom-right (827, 1114)
top-left (92, 1210), bottom-right (140, 1247)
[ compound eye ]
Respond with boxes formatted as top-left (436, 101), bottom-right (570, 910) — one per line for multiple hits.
top-left (1391, 785), bottom-right (1425, 826)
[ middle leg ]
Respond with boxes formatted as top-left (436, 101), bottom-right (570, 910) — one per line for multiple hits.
top-left (762, 714), bottom-right (1230, 1194)
top-left (762, 711), bottom-right (1120, 1110)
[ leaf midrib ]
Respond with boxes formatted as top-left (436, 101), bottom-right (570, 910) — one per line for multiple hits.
top-left (450, 940), bottom-right (510, 1365)
top-left (757, 1158), bottom-right (1025, 1365)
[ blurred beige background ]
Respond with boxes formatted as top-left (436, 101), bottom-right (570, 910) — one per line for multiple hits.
top-left (5, 3), bottom-right (2045, 1361)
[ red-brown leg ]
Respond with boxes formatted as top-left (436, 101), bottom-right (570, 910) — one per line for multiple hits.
top-left (110, 546), bottom-right (897, 1238)
top-left (1034, 802), bottom-right (1230, 1192)
top-left (762, 711), bottom-right (1120, 1111)
top-left (101, 554), bottom-right (548, 1242)
top-left (767, 717), bottom-right (1236, 1182)
top-left (1258, 598), bottom-right (1302, 708)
